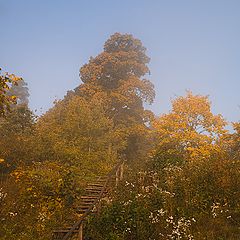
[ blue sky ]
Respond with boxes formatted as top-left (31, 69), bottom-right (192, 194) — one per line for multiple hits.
top-left (1, 0), bottom-right (240, 123)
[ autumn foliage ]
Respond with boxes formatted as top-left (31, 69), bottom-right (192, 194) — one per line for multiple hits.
top-left (0, 34), bottom-right (240, 240)
top-left (0, 68), bottom-right (21, 117)
top-left (153, 91), bottom-right (226, 164)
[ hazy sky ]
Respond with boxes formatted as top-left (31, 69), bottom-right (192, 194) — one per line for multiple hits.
top-left (1, 0), bottom-right (240, 123)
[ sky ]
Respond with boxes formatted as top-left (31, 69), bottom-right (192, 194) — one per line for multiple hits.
top-left (1, 0), bottom-right (240, 124)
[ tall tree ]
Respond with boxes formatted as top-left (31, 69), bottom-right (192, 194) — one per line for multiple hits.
top-left (77, 33), bottom-right (155, 160)
top-left (79, 33), bottom-right (155, 124)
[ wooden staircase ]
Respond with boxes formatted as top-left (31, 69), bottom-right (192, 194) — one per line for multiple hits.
top-left (52, 161), bottom-right (124, 240)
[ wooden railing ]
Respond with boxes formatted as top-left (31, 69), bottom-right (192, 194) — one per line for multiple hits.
top-left (53, 160), bottom-right (125, 240)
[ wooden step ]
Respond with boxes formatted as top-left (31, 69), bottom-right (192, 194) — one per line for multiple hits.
top-left (85, 191), bottom-right (107, 195)
top-left (87, 183), bottom-right (104, 187)
top-left (53, 229), bottom-right (79, 233)
top-left (79, 202), bottom-right (93, 207)
top-left (80, 199), bottom-right (96, 203)
top-left (78, 206), bottom-right (91, 210)
top-left (53, 226), bottom-right (80, 233)
top-left (74, 203), bottom-right (92, 209)
top-left (80, 201), bottom-right (96, 206)
top-left (85, 188), bottom-right (104, 192)
top-left (86, 186), bottom-right (106, 190)
top-left (81, 196), bottom-right (97, 200)
top-left (86, 185), bottom-right (104, 189)
top-left (85, 187), bottom-right (104, 192)
top-left (80, 195), bottom-right (98, 199)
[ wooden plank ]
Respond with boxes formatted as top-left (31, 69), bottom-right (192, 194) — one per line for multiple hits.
top-left (85, 187), bottom-right (104, 191)
top-left (79, 205), bottom-right (94, 209)
top-left (85, 190), bottom-right (104, 194)
top-left (53, 230), bottom-right (79, 233)
top-left (80, 195), bottom-right (98, 198)
top-left (78, 223), bottom-right (83, 240)
top-left (80, 200), bottom-right (96, 204)
top-left (87, 183), bottom-right (104, 187)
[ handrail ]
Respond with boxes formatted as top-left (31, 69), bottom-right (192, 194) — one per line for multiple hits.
top-left (61, 159), bottom-right (125, 240)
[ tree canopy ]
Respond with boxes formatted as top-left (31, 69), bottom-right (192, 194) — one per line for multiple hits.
top-left (78, 33), bottom-right (155, 126)
top-left (153, 91), bottom-right (226, 165)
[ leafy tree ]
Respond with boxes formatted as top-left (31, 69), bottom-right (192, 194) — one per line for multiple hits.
top-left (77, 33), bottom-right (155, 161)
top-left (33, 94), bottom-right (122, 176)
top-left (79, 33), bottom-right (155, 121)
top-left (0, 106), bottom-right (35, 171)
top-left (0, 68), bottom-right (21, 117)
top-left (7, 79), bottom-right (29, 106)
top-left (153, 91), bottom-right (227, 166)
top-left (0, 79), bottom-right (35, 172)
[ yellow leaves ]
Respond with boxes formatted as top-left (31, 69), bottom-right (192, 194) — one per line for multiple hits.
top-left (153, 91), bottom-right (227, 162)
top-left (0, 68), bottom-right (22, 116)
top-left (11, 169), bottom-right (25, 182)
top-left (0, 158), bottom-right (4, 163)
top-left (34, 92), bottom-right (120, 173)
top-left (11, 95), bottom-right (16, 100)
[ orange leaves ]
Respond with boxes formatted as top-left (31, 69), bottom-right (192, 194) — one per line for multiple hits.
top-left (11, 169), bottom-right (25, 182)
top-left (79, 33), bottom-right (154, 98)
top-left (78, 33), bottom-right (155, 161)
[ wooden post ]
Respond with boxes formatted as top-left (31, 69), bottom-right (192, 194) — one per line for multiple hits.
top-left (78, 222), bottom-right (83, 240)
top-left (115, 168), bottom-right (119, 187)
top-left (119, 162), bottom-right (124, 181)
top-left (96, 200), bottom-right (102, 216)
